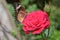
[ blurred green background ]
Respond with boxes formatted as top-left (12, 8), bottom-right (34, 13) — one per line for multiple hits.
top-left (8, 0), bottom-right (60, 40)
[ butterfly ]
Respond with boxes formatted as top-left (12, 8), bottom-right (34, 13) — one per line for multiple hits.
top-left (15, 3), bottom-right (27, 23)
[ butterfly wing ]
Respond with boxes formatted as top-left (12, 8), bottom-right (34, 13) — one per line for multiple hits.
top-left (16, 5), bottom-right (27, 23)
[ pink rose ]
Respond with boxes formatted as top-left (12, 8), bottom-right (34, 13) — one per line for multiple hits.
top-left (22, 10), bottom-right (50, 34)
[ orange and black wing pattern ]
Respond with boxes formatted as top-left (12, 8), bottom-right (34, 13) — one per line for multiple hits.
top-left (15, 4), bottom-right (27, 23)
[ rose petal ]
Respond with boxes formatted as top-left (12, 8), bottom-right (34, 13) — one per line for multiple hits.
top-left (25, 31), bottom-right (30, 34)
top-left (32, 27), bottom-right (44, 34)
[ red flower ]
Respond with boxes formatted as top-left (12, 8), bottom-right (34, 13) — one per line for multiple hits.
top-left (22, 10), bottom-right (50, 34)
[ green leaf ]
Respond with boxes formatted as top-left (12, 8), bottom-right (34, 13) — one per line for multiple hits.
top-left (26, 4), bottom-right (38, 12)
top-left (21, 0), bottom-right (29, 6)
top-left (11, 30), bottom-right (17, 36)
